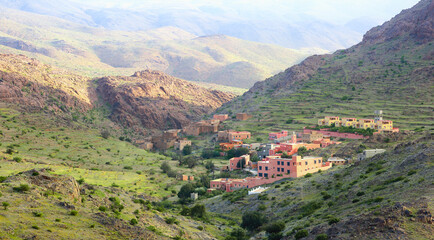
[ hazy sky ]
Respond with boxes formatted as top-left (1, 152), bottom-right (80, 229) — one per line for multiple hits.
top-left (70, 0), bottom-right (420, 26)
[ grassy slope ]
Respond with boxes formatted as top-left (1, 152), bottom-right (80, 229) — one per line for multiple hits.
top-left (0, 106), bottom-right (228, 239)
top-left (202, 133), bottom-right (434, 239)
top-left (0, 7), bottom-right (327, 88)
top-left (217, 36), bottom-right (434, 137)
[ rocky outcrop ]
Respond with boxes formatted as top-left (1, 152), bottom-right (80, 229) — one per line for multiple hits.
top-left (5, 168), bottom-right (81, 200)
top-left (96, 70), bottom-right (234, 131)
top-left (362, 0), bottom-right (433, 45)
top-left (0, 54), bottom-right (94, 112)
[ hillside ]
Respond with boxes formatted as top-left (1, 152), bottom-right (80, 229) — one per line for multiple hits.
top-left (218, 0), bottom-right (433, 134)
top-left (202, 133), bottom-right (433, 239)
top-left (96, 70), bottom-right (235, 131)
top-left (0, 107), bottom-right (228, 239)
top-left (0, 6), bottom-right (326, 88)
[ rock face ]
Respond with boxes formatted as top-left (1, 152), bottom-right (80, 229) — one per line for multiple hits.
top-left (6, 169), bottom-right (81, 200)
top-left (96, 70), bottom-right (235, 130)
top-left (0, 54), bottom-right (94, 112)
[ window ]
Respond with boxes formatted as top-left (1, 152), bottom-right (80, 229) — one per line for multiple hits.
top-left (287, 162), bottom-right (290, 166)
top-left (305, 161), bottom-right (308, 165)
top-left (264, 173), bottom-right (268, 178)
top-left (319, 160), bottom-right (321, 163)
top-left (259, 166), bottom-right (262, 170)
top-left (287, 170), bottom-right (290, 174)
top-left (314, 160), bottom-right (316, 164)
top-left (259, 173), bottom-right (263, 177)
top-left (281, 168), bottom-right (284, 172)
top-left (265, 167), bottom-right (268, 171)
top-left (277, 168), bottom-right (280, 172)
top-left (277, 161), bottom-right (280, 165)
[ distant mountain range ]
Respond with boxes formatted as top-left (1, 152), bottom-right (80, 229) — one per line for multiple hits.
top-left (0, 3), bottom-right (328, 88)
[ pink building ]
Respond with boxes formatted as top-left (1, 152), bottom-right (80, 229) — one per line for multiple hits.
top-left (269, 130), bottom-right (288, 140)
top-left (258, 155), bottom-right (331, 179)
top-left (268, 143), bottom-right (321, 156)
top-left (229, 154), bottom-right (250, 171)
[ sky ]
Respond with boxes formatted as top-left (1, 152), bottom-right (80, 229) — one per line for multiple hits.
top-left (70, 0), bottom-right (421, 26)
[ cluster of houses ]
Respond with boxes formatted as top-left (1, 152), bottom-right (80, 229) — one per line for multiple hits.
top-left (137, 113), bottom-right (252, 151)
top-left (318, 111), bottom-right (399, 133)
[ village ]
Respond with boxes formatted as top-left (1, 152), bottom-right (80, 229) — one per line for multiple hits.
top-left (134, 110), bottom-right (397, 195)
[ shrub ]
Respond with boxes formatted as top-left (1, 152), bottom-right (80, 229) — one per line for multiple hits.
top-left (160, 162), bottom-right (171, 173)
top-left (300, 201), bottom-right (322, 217)
top-left (182, 145), bottom-right (192, 155)
top-left (265, 221), bottom-right (285, 234)
top-left (178, 183), bottom-right (195, 200)
top-left (295, 229), bottom-right (308, 239)
top-left (304, 173), bottom-right (313, 178)
top-left (32, 225), bottom-right (39, 229)
top-left (13, 157), bottom-right (22, 162)
top-left (241, 211), bottom-right (267, 231)
top-left (316, 233), bottom-right (329, 240)
top-left (0, 176), bottom-right (7, 183)
top-left (69, 210), bottom-right (78, 216)
top-left (123, 166), bottom-right (133, 170)
top-left (226, 228), bottom-right (247, 240)
top-left (98, 206), bottom-right (107, 212)
top-left (100, 130), bottom-right (110, 139)
top-left (33, 211), bottom-right (43, 217)
top-left (328, 217), bottom-right (340, 225)
top-left (190, 204), bottom-right (206, 219)
top-left (130, 218), bottom-right (138, 225)
top-left (55, 219), bottom-right (61, 222)
top-left (164, 217), bottom-right (179, 224)
top-left (356, 191), bottom-right (365, 196)
top-left (77, 178), bottom-right (85, 185)
top-left (2, 202), bottom-right (10, 210)
top-left (197, 226), bottom-right (204, 231)
top-left (13, 184), bottom-right (30, 192)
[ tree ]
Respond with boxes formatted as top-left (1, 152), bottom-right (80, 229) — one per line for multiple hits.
top-left (160, 161), bottom-right (171, 173)
top-left (251, 154), bottom-right (260, 162)
top-left (265, 221), bottom-right (285, 234)
top-left (297, 146), bottom-right (308, 156)
top-left (205, 161), bottom-right (215, 172)
top-left (225, 228), bottom-right (248, 240)
top-left (100, 130), bottom-right (110, 139)
top-left (178, 183), bottom-right (195, 200)
top-left (190, 204), bottom-right (206, 219)
top-left (241, 211), bottom-right (267, 231)
top-left (183, 145), bottom-right (192, 155)
top-left (281, 152), bottom-right (290, 158)
top-left (2, 202), bottom-right (9, 210)
top-left (236, 158), bottom-right (246, 169)
top-left (295, 229), bottom-right (309, 239)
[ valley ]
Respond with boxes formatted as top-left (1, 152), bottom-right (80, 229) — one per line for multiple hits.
top-left (0, 0), bottom-right (433, 240)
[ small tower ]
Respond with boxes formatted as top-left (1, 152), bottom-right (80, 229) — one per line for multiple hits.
top-left (291, 132), bottom-right (297, 144)
top-left (374, 110), bottom-right (383, 123)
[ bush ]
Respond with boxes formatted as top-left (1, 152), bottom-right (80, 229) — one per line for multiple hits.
top-left (300, 201), bottom-right (322, 217)
top-left (2, 202), bottom-right (9, 210)
top-left (182, 145), bottom-right (192, 155)
top-left (197, 225), bottom-right (204, 231)
top-left (241, 211), bottom-right (267, 231)
top-left (178, 183), bottom-right (195, 200)
top-left (328, 217), bottom-right (340, 225)
top-left (304, 173), bottom-right (313, 178)
top-left (77, 178), bottom-right (85, 185)
top-left (33, 211), bottom-right (43, 217)
top-left (295, 229), bottom-right (309, 239)
top-left (13, 157), bottom-right (22, 162)
top-left (130, 218), bottom-right (138, 225)
top-left (190, 204), bottom-right (206, 219)
top-left (0, 176), bottom-right (7, 183)
top-left (356, 191), bottom-right (365, 196)
top-left (225, 228), bottom-right (247, 240)
top-left (164, 217), bottom-right (179, 224)
top-left (100, 130), bottom-right (110, 139)
top-left (13, 184), bottom-right (30, 192)
top-left (265, 221), bottom-right (285, 234)
top-left (98, 206), bottom-right (107, 212)
top-left (315, 233), bottom-right (328, 240)
top-left (69, 210), bottom-right (78, 216)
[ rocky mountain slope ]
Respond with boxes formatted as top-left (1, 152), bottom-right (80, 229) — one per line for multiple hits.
top-left (0, 54), bottom-right (94, 112)
top-left (0, 6), bottom-right (326, 88)
top-left (218, 0), bottom-right (433, 131)
top-left (0, 54), bottom-right (234, 131)
top-left (96, 70), bottom-right (234, 131)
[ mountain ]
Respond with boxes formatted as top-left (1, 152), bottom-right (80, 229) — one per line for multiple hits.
top-left (96, 70), bottom-right (234, 131)
top-left (218, 0), bottom-right (433, 132)
top-left (0, 0), bottom-right (415, 51)
top-left (0, 6), bottom-right (325, 89)
top-left (0, 54), bottom-right (234, 132)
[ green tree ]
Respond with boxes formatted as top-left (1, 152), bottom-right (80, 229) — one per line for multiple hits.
top-left (205, 161), bottom-right (215, 172)
top-left (225, 228), bottom-right (248, 240)
top-left (183, 145), bottom-right (192, 155)
top-left (2, 202), bottom-right (9, 210)
top-left (297, 146), bottom-right (308, 156)
top-left (160, 161), bottom-right (171, 173)
top-left (178, 183), bottom-right (195, 200)
top-left (190, 204), bottom-right (206, 219)
top-left (241, 211), bottom-right (267, 231)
